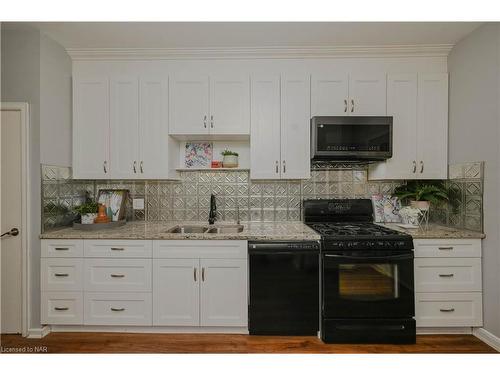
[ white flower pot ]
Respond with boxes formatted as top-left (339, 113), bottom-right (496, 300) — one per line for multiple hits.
top-left (410, 200), bottom-right (430, 211)
top-left (222, 155), bottom-right (239, 168)
top-left (81, 213), bottom-right (97, 224)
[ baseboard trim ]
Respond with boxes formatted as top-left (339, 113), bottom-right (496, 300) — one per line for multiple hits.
top-left (473, 328), bottom-right (500, 352)
top-left (49, 325), bottom-right (248, 334)
top-left (27, 325), bottom-right (51, 339)
top-left (417, 327), bottom-right (472, 335)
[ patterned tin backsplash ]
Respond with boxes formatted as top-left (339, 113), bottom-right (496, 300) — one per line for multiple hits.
top-left (41, 162), bottom-right (484, 233)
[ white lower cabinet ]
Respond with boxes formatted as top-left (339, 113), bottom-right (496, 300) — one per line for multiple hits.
top-left (41, 292), bottom-right (83, 325)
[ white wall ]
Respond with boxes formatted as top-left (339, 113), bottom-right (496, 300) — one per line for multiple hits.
top-left (448, 23), bottom-right (500, 337)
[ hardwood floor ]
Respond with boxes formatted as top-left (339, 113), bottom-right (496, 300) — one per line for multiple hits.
top-left (0, 333), bottom-right (497, 353)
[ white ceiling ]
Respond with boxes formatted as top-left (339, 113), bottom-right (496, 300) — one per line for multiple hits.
top-left (12, 22), bottom-right (482, 49)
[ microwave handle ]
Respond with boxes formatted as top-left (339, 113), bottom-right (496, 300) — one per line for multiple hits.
top-left (324, 253), bottom-right (413, 261)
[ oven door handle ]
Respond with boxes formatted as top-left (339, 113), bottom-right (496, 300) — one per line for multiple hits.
top-left (323, 253), bottom-right (413, 261)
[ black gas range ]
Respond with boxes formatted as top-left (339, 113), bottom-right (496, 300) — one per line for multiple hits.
top-left (304, 199), bottom-right (416, 344)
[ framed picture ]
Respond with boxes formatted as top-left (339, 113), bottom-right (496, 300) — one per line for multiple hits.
top-left (97, 189), bottom-right (129, 222)
top-left (371, 194), bottom-right (402, 223)
top-left (185, 142), bottom-right (213, 168)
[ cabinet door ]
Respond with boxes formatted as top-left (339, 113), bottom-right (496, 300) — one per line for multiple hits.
top-left (200, 259), bottom-right (247, 327)
top-left (139, 77), bottom-right (170, 179)
top-left (280, 75), bottom-right (311, 179)
top-left (416, 73), bottom-right (448, 179)
top-left (311, 74), bottom-right (349, 116)
top-left (369, 74), bottom-right (418, 180)
top-left (169, 75), bottom-right (209, 135)
top-left (110, 77), bottom-right (139, 179)
top-left (209, 75), bottom-right (250, 135)
top-left (73, 76), bottom-right (110, 179)
top-left (153, 259), bottom-right (200, 326)
top-left (250, 75), bottom-right (282, 179)
top-left (349, 74), bottom-right (387, 115)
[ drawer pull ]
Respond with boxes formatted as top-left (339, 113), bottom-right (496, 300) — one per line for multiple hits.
top-left (111, 307), bottom-right (125, 312)
top-left (110, 247), bottom-right (125, 251)
top-left (438, 246), bottom-right (454, 250)
top-left (54, 247), bottom-right (69, 251)
top-left (440, 308), bottom-right (455, 312)
top-left (54, 273), bottom-right (69, 277)
top-left (439, 273), bottom-right (454, 277)
top-left (54, 307), bottom-right (69, 311)
top-left (110, 274), bottom-right (125, 278)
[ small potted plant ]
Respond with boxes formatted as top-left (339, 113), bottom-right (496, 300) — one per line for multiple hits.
top-left (393, 181), bottom-right (450, 211)
top-left (73, 200), bottom-right (99, 224)
top-left (221, 149), bottom-right (239, 168)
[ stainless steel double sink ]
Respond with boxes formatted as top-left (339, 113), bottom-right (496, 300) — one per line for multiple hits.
top-left (165, 224), bottom-right (244, 235)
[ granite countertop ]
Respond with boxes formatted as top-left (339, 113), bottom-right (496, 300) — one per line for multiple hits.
top-left (380, 223), bottom-right (485, 239)
top-left (40, 221), bottom-right (322, 241)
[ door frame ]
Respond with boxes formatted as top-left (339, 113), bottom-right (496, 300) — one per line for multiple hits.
top-left (1, 102), bottom-right (30, 337)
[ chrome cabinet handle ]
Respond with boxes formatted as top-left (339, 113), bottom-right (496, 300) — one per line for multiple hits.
top-left (275, 160), bottom-right (279, 174)
top-left (344, 99), bottom-right (347, 113)
top-left (54, 307), bottom-right (69, 311)
top-left (412, 161), bottom-right (416, 173)
top-left (133, 161), bottom-right (137, 173)
top-left (202, 267), bottom-right (205, 282)
top-left (110, 247), bottom-right (124, 251)
top-left (282, 160), bottom-right (286, 174)
top-left (210, 115), bottom-right (214, 128)
top-left (203, 115), bottom-right (207, 128)
top-left (140, 161), bottom-right (144, 173)
top-left (420, 161), bottom-right (424, 173)
top-left (110, 274), bottom-right (125, 278)
top-left (351, 99), bottom-right (354, 113)
top-left (54, 247), bottom-right (69, 251)
top-left (54, 273), bottom-right (69, 277)
top-left (103, 161), bottom-right (108, 174)
top-left (439, 273), bottom-right (454, 278)
top-left (194, 267), bottom-right (197, 282)
top-left (440, 308), bottom-right (455, 312)
top-left (438, 246), bottom-right (454, 251)
top-left (111, 307), bottom-right (125, 312)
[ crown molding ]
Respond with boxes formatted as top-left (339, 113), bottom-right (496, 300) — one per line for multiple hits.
top-left (67, 44), bottom-right (453, 61)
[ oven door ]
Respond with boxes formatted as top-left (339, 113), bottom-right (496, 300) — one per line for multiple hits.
top-left (322, 251), bottom-right (414, 318)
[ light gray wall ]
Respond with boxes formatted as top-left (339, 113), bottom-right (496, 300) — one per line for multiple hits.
top-left (1, 24), bottom-right (72, 330)
top-left (448, 23), bottom-right (500, 337)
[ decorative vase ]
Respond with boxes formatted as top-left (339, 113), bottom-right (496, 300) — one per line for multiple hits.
top-left (81, 213), bottom-right (97, 224)
top-left (410, 200), bottom-right (430, 211)
top-left (94, 204), bottom-right (111, 224)
top-left (222, 155), bottom-right (239, 168)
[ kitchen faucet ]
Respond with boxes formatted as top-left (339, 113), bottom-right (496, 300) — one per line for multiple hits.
top-left (208, 194), bottom-right (217, 225)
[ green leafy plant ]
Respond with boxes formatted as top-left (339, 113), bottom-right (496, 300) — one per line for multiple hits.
top-left (221, 149), bottom-right (239, 157)
top-left (393, 181), bottom-right (450, 205)
top-left (73, 201), bottom-right (98, 215)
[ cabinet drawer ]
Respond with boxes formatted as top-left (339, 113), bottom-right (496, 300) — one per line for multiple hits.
top-left (41, 258), bottom-right (83, 292)
top-left (154, 240), bottom-right (247, 259)
top-left (84, 240), bottom-right (152, 258)
top-left (414, 239), bottom-right (481, 258)
top-left (415, 258), bottom-right (482, 292)
top-left (41, 292), bottom-right (83, 325)
top-left (84, 259), bottom-right (152, 292)
top-left (41, 239), bottom-right (84, 258)
top-left (84, 292), bottom-right (152, 325)
top-left (415, 292), bottom-right (483, 327)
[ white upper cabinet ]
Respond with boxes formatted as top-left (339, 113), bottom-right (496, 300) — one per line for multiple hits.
top-left (280, 75), bottom-right (311, 179)
top-left (73, 76), bottom-right (110, 179)
top-left (168, 75), bottom-right (210, 136)
top-left (416, 73), bottom-right (448, 179)
top-left (250, 75), bottom-right (282, 179)
top-left (311, 75), bottom-right (349, 116)
top-left (210, 75), bottom-right (250, 135)
top-left (110, 77), bottom-right (140, 179)
top-left (348, 74), bottom-right (387, 115)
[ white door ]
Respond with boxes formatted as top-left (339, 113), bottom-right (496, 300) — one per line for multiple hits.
top-left (369, 74), bottom-right (418, 180)
top-left (73, 77), bottom-right (110, 178)
top-left (280, 75), bottom-right (311, 179)
top-left (168, 75), bottom-right (209, 135)
top-left (139, 77), bottom-right (170, 179)
top-left (209, 75), bottom-right (250, 135)
top-left (349, 74), bottom-right (387, 115)
top-left (250, 75), bottom-right (282, 179)
top-left (153, 259), bottom-right (200, 326)
top-left (1, 107), bottom-right (23, 334)
top-left (416, 73), bottom-right (448, 179)
top-left (200, 259), bottom-right (247, 327)
top-left (110, 77), bottom-right (139, 179)
top-left (311, 74), bottom-right (349, 116)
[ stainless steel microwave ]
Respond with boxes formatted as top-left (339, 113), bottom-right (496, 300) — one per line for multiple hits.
top-left (310, 116), bottom-right (393, 161)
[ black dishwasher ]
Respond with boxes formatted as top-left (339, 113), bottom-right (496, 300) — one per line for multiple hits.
top-left (248, 241), bottom-right (320, 335)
